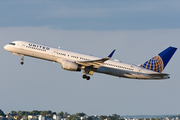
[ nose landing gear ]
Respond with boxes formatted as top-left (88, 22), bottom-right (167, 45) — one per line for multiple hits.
top-left (82, 74), bottom-right (90, 80)
top-left (20, 55), bottom-right (24, 65)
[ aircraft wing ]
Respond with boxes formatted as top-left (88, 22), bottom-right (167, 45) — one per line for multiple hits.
top-left (76, 49), bottom-right (115, 67)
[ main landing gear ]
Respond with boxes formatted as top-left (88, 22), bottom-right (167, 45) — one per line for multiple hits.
top-left (82, 74), bottom-right (90, 80)
top-left (20, 55), bottom-right (24, 65)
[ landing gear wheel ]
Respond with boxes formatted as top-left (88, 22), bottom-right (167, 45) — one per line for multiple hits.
top-left (82, 74), bottom-right (90, 80)
top-left (86, 76), bottom-right (90, 80)
top-left (82, 75), bottom-right (87, 79)
top-left (20, 55), bottom-right (24, 65)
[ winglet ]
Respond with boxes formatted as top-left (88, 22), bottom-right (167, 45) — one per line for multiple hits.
top-left (108, 49), bottom-right (116, 58)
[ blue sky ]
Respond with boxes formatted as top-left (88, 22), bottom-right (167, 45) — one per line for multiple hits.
top-left (0, 0), bottom-right (180, 116)
top-left (1, 0), bottom-right (180, 30)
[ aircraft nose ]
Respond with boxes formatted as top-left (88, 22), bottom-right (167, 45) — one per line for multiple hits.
top-left (4, 45), bottom-right (8, 50)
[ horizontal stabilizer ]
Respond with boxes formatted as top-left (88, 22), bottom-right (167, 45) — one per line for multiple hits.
top-left (148, 73), bottom-right (169, 76)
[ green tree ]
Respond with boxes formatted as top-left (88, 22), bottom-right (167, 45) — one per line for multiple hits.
top-left (68, 114), bottom-right (78, 120)
top-left (47, 110), bottom-right (52, 115)
top-left (100, 115), bottom-right (107, 120)
top-left (18, 111), bottom-right (26, 116)
top-left (108, 114), bottom-right (120, 120)
top-left (76, 113), bottom-right (86, 117)
top-left (39, 110), bottom-right (53, 118)
top-left (18, 111), bottom-right (23, 118)
top-left (87, 117), bottom-right (93, 120)
top-left (17, 116), bottom-right (22, 120)
top-left (24, 111), bottom-right (30, 117)
top-left (0, 109), bottom-right (5, 117)
top-left (138, 118), bottom-right (144, 120)
top-left (17, 111), bottom-right (30, 119)
top-left (11, 111), bottom-right (17, 116)
top-left (30, 110), bottom-right (40, 115)
top-left (40, 111), bottom-right (49, 116)
top-left (112, 114), bottom-right (120, 119)
top-left (58, 111), bottom-right (64, 117)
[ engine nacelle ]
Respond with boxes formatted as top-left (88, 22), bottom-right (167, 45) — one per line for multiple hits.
top-left (62, 60), bottom-right (81, 71)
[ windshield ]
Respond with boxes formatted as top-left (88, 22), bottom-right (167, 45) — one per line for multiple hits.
top-left (9, 43), bottom-right (15, 45)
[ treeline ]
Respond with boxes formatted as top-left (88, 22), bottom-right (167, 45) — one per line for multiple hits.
top-left (99, 114), bottom-right (124, 120)
top-left (1, 109), bottom-right (180, 120)
top-left (11, 110), bottom-right (66, 118)
top-left (0, 110), bottom-right (66, 119)
top-left (68, 114), bottom-right (123, 120)
top-left (0, 109), bottom-right (124, 120)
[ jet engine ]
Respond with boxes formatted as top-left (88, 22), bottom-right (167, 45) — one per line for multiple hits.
top-left (62, 60), bottom-right (81, 71)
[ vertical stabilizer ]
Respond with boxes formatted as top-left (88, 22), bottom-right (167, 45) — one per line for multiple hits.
top-left (140, 46), bottom-right (177, 73)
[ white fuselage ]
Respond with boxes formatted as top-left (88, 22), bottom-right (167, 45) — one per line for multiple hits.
top-left (4, 41), bottom-right (168, 79)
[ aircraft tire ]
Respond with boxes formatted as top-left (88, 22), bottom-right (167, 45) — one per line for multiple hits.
top-left (21, 62), bottom-right (24, 65)
top-left (86, 76), bottom-right (90, 80)
top-left (82, 75), bottom-right (87, 79)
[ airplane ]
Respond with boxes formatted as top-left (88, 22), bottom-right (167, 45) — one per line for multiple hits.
top-left (4, 41), bottom-right (177, 80)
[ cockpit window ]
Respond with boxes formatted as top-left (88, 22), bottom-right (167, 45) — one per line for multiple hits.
top-left (9, 43), bottom-right (15, 45)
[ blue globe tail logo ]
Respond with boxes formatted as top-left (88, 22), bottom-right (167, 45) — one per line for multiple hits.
top-left (140, 55), bottom-right (164, 73)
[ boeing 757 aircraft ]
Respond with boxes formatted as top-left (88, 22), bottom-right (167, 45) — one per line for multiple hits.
top-left (4, 41), bottom-right (177, 80)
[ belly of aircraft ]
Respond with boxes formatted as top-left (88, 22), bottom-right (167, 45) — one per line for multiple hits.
top-left (95, 66), bottom-right (153, 79)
